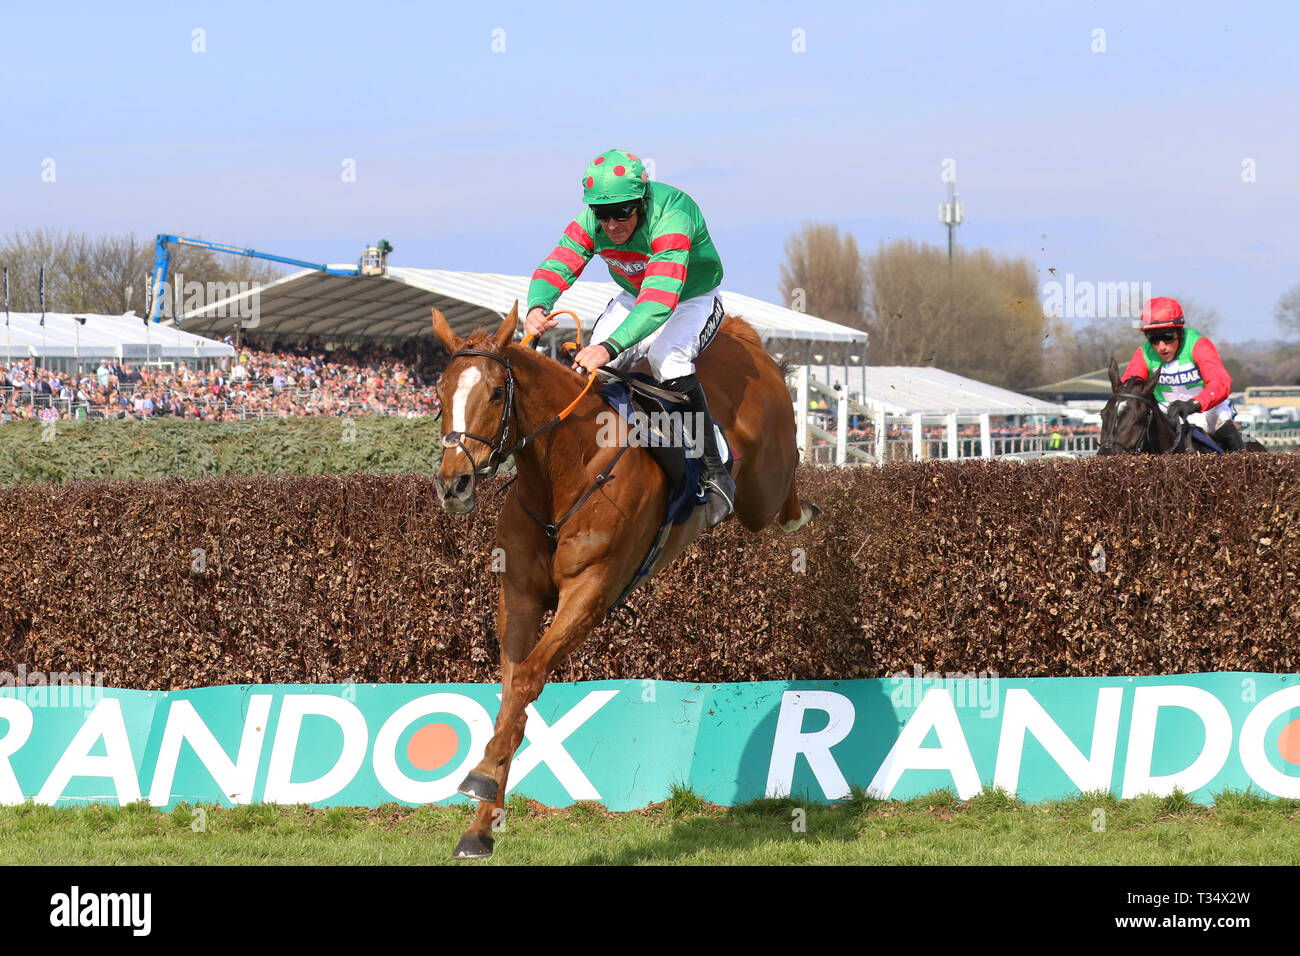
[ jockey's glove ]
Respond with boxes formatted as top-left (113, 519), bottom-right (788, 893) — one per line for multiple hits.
top-left (1166, 399), bottom-right (1200, 421)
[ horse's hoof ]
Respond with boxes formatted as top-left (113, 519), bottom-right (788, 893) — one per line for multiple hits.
top-left (458, 771), bottom-right (499, 802)
top-left (781, 501), bottom-right (819, 532)
top-left (453, 831), bottom-right (494, 860)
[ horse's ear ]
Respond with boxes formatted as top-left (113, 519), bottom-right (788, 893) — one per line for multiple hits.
top-left (491, 301), bottom-right (519, 352)
top-left (1108, 356), bottom-right (1121, 391)
top-left (432, 308), bottom-right (463, 354)
top-left (1140, 369), bottom-right (1160, 398)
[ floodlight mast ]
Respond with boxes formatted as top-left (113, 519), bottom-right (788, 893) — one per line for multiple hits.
top-left (939, 182), bottom-right (964, 276)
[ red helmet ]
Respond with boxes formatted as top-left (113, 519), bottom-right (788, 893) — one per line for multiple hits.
top-left (1140, 297), bottom-right (1184, 331)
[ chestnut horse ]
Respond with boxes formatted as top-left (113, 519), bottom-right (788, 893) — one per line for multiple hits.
top-left (431, 302), bottom-right (817, 858)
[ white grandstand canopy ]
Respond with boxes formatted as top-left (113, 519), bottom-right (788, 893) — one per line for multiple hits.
top-left (171, 267), bottom-right (868, 347)
top-left (2, 311), bottom-right (234, 362)
top-left (821, 364), bottom-right (1067, 417)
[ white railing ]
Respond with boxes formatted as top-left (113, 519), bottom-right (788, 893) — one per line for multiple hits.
top-left (792, 367), bottom-right (1099, 466)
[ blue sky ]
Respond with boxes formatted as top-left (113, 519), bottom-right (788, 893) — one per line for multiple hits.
top-left (3, 0), bottom-right (1297, 342)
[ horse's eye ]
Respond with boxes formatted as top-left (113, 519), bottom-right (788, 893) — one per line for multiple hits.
top-left (491, 387), bottom-right (505, 403)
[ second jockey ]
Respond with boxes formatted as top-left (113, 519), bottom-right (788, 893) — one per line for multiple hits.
top-left (524, 148), bottom-right (736, 526)
top-left (1121, 296), bottom-right (1245, 451)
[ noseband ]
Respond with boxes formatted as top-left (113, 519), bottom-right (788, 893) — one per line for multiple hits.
top-left (440, 344), bottom-right (635, 546)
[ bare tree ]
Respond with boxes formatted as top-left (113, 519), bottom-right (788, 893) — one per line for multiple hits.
top-left (1067, 313), bottom-right (1138, 375)
top-left (1274, 282), bottom-right (1300, 340)
top-left (1163, 293), bottom-right (1222, 338)
top-left (0, 229), bottom-right (283, 316)
top-left (863, 239), bottom-right (1046, 389)
top-left (778, 223), bottom-right (868, 331)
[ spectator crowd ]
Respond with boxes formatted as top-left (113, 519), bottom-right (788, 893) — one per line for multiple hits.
top-left (0, 335), bottom-right (450, 423)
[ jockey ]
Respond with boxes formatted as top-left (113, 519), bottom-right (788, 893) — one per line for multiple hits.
top-left (1120, 296), bottom-right (1244, 451)
top-left (524, 148), bottom-right (736, 526)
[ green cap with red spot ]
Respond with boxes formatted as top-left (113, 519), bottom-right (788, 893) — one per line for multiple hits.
top-left (582, 149), bottom-right (648, 205)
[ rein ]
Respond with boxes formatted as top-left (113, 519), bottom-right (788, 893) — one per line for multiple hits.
top-left (1101, 386), bottom-right (1198, 454)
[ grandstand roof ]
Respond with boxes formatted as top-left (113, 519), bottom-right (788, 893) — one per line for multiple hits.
top-left (1025, 367), bottom-right (1115, 400)
top-left (171, 268), bottom-right (868, 346)
top-left (3, 312), bottom-right (234, 361)
top-left (823, 364), bottom-right (1067, 417)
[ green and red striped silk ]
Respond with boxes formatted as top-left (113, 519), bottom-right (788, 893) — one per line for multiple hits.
top-left (528, 181), bottom-right (724, 351)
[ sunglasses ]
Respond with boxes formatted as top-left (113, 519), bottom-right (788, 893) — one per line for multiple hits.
top-left (592, 203), bottom-right (639, 223)
top-left (1145, 330), bottom-right (1178, 345)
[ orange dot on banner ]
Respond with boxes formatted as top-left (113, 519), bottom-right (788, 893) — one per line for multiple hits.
top-left (407, 723), bottom-right (459, 771)
top-left (1279, 719), bottom-right (1300, 765)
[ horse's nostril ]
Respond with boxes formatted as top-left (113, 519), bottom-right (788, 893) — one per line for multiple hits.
top-left (453, 474), bottom-right (472, 497)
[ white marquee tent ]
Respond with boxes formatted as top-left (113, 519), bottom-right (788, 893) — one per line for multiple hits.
top-left (2, 311), bottom-right (234, 371)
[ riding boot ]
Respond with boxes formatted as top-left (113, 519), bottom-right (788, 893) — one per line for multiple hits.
top-left (664, 373), bottom-right (735, 527)
top-left (1212, 421), bottom-right (1245, 452)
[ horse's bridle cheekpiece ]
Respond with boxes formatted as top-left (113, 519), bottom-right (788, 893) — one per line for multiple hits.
top-left (440, 348), bottom-right (519, 488)
top-left (1100, 386), bottom-right (1158, 455)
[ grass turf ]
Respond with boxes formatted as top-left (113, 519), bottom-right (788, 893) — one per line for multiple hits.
top-left (3, 787), bottom-right (1297, 866)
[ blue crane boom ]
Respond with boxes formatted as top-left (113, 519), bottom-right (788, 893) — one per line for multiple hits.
top-left (148, 234), bottom-right (370, 323)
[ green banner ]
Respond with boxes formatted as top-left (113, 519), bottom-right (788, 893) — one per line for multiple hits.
top-left (1, 673), bottom-right (1298, 809)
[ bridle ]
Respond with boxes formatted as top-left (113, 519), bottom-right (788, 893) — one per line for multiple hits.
top-left (439, 339), bottom-right (622, 544)
top-left (1099, 387), bottom-right (1160, 455)
top-left (440, 348), bottom-right (521, 491)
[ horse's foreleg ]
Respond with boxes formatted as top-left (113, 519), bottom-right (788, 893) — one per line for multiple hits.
top-left (454, 584), bottom-right (544, 860)
top-left (458, 578), bottom-right (608, 807)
